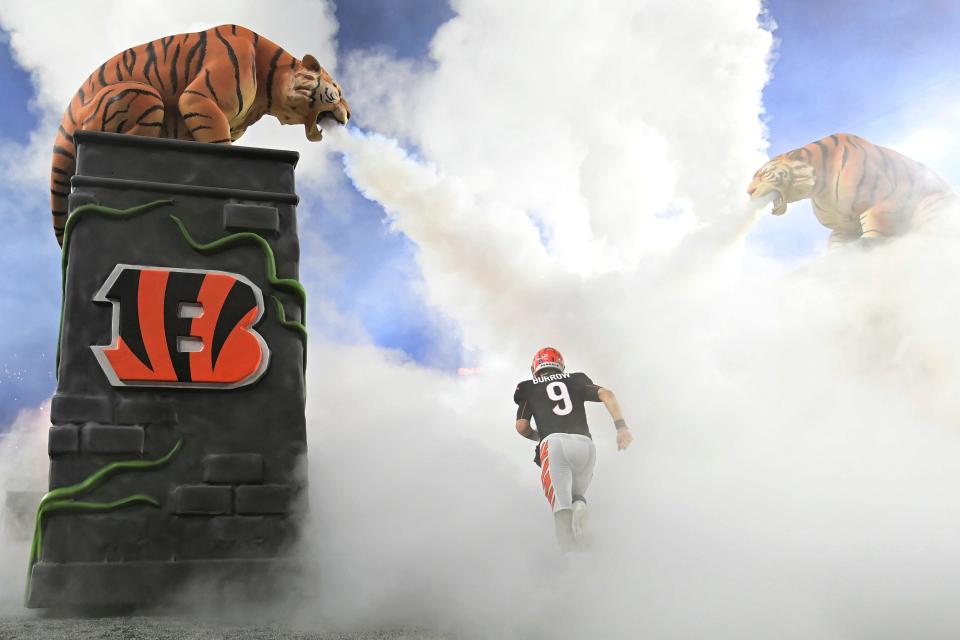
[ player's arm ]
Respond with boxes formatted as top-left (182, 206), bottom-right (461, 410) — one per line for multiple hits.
top-left (515, 418), bottom-right (539, 441)
top-left (597, 387), bottom-right (633, 451)
top-left (514, 385), bottom-right (539, 441)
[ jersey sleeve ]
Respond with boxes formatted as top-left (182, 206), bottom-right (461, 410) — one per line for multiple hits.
top-left (514, 382), bottom-right (533, 419)
top-left (580, 373), bottom-right (602, 402)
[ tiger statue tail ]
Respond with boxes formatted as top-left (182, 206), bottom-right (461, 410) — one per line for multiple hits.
top-left (50, 110), bottom-right (81, 246)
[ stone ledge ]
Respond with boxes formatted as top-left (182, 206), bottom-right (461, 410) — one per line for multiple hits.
top-left (27, 557), bottom-right (304, 608)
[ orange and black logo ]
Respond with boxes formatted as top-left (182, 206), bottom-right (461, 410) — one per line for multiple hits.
top-left (92, 264), bottom-right (270, 388)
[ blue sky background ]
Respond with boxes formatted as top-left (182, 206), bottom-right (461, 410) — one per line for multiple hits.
top-left (0, 0), bottom-right (958, 424)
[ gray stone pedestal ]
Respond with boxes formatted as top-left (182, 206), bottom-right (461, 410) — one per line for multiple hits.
top-left (27, 131), bottom-right (309, 609)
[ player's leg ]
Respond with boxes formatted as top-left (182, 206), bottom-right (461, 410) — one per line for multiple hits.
top-left (571, 500), bottom-right (589, 547)
top-left (570, 436), bottom-right (597, 546)
top-left (540, 436), bottom-right (576, 551)
top-left (554, 509), bottom-right (575, 552)
top-left (569, 435), bottom-right (597, 500)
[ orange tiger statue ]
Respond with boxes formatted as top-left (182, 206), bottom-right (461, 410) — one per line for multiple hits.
top-left (50, 24), bottom-right (350, 245)
top-left (747, 133), bottom-right (955, 247)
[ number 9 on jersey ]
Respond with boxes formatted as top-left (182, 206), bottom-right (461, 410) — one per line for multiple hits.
top-left (547, 381), bottom-right (573, 416)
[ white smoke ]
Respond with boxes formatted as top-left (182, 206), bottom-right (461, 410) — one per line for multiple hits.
top-left (0, 403), bottom-right (49, 612)
top-left (4, 1), bottom-right (960, 638)
top-left (296, 202), bottom-right (960, 639)
top-left (296, 1), bottom-right (960, 638)
top-left (344, 0), bottom-right (772, 269)
top-left (332, 0), bottom-right (774, 364)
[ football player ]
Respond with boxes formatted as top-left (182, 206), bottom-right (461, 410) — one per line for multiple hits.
top-left (513, 347), bottom-right (633, 551)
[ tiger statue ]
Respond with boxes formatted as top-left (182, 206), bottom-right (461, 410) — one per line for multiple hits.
top-left (747, 133), bottom-right (955, 247)
top-left (50, 24), bottom-right (350, 245)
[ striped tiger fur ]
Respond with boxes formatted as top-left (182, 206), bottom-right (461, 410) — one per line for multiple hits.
top-left (51, 24), bottom-right (350, 245)
top-left (748, 133), bottom-right (955, 247)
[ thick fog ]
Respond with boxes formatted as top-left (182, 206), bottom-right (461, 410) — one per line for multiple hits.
top-left (3, 1), bottom-right (960, 638)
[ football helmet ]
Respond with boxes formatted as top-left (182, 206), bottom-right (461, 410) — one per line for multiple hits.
top-left (531, 347), bottom-right (565, 375)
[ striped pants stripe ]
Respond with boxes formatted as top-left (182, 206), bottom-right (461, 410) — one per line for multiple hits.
top-left (539, 433), bottom-right (596, 513)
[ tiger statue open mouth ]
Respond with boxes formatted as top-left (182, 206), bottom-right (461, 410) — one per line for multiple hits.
top-left (747, 154), bottom-right (814, 216)
top-left (273, 56), bottom-right (351, 142)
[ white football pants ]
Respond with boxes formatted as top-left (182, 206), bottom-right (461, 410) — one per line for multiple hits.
top-left (539, 433), bottom-right (596, 513)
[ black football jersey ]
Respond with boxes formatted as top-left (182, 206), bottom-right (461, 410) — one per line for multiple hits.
top-left (514, 371), bottom-right (602, 441)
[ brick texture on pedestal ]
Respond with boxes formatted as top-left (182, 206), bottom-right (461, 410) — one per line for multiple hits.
top-left (203, 453), bottom-right (264, 484)
top-left (80, 424), bottom-right (145, 454)
top-left (48, 426), bottom-right (79, 455)
top-left (50, 394), bottom-right (112, 425)
top-left (172, 485), bottom-right (234, 516)
top-left (236, 485), bottom-right (293, 515)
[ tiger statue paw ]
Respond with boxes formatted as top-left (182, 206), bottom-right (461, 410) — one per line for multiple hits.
top-left (857, 235), bottom-right (886, 250)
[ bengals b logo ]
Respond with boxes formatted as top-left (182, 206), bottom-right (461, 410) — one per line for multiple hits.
top-left (92, 264), bottom-right (270, 388)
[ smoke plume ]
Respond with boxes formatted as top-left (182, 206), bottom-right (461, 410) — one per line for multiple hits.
top-left (4, 2), bottom-right (960, 639)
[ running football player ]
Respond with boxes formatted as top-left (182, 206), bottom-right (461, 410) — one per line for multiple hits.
top-left (513, 347), bottom-right (633, 551)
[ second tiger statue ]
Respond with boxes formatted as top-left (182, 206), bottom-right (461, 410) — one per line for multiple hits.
top-left (748, 133), bottom-right (955, 248)
top-left (50, 24), bottom-right (350, 245)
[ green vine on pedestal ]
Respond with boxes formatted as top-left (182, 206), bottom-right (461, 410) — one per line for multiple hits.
top-left (169, 214), bottom-right (308, 366)
top-left (27, 439), bottom-right (183, 580)
top-left (272, 296), bottom-right (308, 368)
top-left (56, 200), bottom-right (175, 374)
top-left (56, 200), bottom-right (310, 373)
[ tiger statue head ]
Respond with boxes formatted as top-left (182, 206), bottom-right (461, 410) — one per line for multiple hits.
top-left (747, 151), bottom-right (817, 215)
top-left (272, 54), bottom-right (350, 142)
